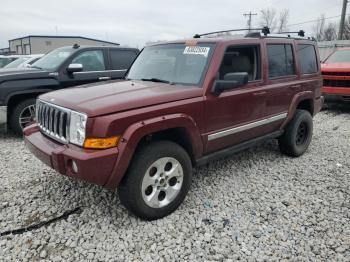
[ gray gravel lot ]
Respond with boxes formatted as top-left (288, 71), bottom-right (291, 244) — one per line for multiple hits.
top-left (0, 107), bottom-right (349, 261)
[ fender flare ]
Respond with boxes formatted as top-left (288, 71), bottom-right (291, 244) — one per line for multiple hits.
top-left (5, 89), bottom-right (55, 105)
top-left (281, 91), bottom-right (314, 129)
top-left (104, 113), bottom-right (203, 189)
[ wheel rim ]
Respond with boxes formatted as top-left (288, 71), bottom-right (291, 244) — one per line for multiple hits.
top-left (296, 122), bottom-right (308, 146)
top-left (19, 104), bottom-right (36, 129)
top-left (141, 157), bottom-right (184, 208)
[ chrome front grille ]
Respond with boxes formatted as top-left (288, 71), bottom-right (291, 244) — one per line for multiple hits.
top-left (36, 100), bottom-right (70, 143)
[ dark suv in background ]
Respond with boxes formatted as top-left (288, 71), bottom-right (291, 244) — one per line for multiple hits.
top-left (0, 45), bottom-right (139, 134)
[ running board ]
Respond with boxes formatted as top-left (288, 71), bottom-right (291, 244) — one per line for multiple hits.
top-left (196, 131), bottom-right (283, 166)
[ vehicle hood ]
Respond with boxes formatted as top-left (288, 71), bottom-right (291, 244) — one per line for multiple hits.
top-left (40, 80), bottom-right (203, 117)
top-left (0, 68), bottom-right (51, 83)
top-left (321, 62), bottom-right (350, 72)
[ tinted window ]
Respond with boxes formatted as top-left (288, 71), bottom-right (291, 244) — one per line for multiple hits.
top-left (110, 50), bottom-right (137, 70)
top-left (267, 44), bottom-right (295, 78)
top-left (72, 50), bottom-right (105, 71)
top-left (297, 45), bottom-right (318, 74)
top-left (219, 45), bottom-right (260, 81)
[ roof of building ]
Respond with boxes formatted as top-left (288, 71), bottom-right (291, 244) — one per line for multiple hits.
top-left (8, 35), bottom-right (119, 46)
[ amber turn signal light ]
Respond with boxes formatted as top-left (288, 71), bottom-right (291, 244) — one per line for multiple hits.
top-left (83, 136), bottom-right (120, 149)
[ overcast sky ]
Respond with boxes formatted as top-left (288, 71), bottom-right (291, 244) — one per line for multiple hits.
top-left (0, 0), bottom-right (343, 48)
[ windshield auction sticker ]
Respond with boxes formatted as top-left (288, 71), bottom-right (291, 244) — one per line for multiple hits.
top-left (183, 46), bottom-right (210, 57)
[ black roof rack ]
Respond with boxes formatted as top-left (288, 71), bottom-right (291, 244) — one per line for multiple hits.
top-left (277, 30), bottom-right (305, 37)
top-left (193, 26), bottom-right (270, 38)
top-left (193, 27), bottom-right (315, 41)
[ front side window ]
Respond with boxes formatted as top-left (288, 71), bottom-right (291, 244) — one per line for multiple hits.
top-left (267, 44), bottom-right (295, 78)
top-left (218, 45), bottom-right (261, 81)
top-left (32, 48), bottom-right (75, 70)
top-left (325, 49), bottom-right (350, 63)
top-left (297, 44), bottom-right (318, 74)
top-left (71, 50), bottom-right (105, 72)
top-left (127, 43), bottom-right (214, 85)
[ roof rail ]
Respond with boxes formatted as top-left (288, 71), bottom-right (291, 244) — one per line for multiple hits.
top-left (193, 26), bottom-right (270, 38)
top-left (245, 29), bottom-right (315, 41)
top-left (277, 30), bottom-right (305, 37)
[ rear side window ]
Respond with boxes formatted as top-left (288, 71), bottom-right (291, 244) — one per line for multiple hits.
top-left (267, 44), bottom-right (295, 78)
top-left (110, 50), bottom-right (137, 70)
top-left (297, 44), bottom-right (318, 74)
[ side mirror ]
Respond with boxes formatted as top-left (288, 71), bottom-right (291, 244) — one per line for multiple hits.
top-left (67, 63), bottom-right (83, 73)
top-left (213, 72), bottom-right (248, 95)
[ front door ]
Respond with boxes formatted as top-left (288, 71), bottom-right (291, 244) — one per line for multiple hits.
top-left (60, 49), bottom-right (111, 88)
top-left (204, 44), bottom-right (268, 154)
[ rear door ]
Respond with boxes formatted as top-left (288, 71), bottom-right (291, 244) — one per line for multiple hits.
top-left (264, 40), bottom-right (299, 124)
top-left (108, 49), bottom-right (138, 79)
top-left (59, 49), bottom-right (111, 88)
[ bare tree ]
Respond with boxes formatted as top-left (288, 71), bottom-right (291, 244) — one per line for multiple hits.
top-left (343, 15), bottom-right (350, 39)
top-left (323, 22), bottom-right (338, 41)
top-left (259, 8), bottom-right (277, 32)
top-left (312, 14), bottom-right (326, 41)
top-left (277, 9), bottom-right (289, 33)
top-left (312, 14), bottom-right (338, 41)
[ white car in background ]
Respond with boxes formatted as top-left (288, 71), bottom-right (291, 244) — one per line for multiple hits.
top-left (1, 54), bottom-right (44, 69)
top-left (0, 55), bottom-right (21, 68)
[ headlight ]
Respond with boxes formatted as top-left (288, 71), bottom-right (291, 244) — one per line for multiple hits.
top-left (69, 111), bottom-right (87, 146)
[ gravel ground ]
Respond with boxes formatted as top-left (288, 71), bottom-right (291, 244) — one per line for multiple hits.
top-left (0, 107), bottom-right (349, 261)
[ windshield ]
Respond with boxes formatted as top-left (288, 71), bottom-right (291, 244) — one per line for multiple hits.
top-left (325, 50), bottom-right (350, 63)
top-left (127, 43), bottom-right (214, 85)
top-left (32, 48), bottom-right (75, 70)
top-left (3, 57), bottom-right (29, 68)
top-left (0, 57), bottom-right (18, 68)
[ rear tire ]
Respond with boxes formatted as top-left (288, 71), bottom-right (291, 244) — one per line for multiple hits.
top-left (278, 109), bottom-right (313, 157)
top-left (9, 98), bottom-right (36, 136)
top-left (118, 140), bottom-right (192, 220)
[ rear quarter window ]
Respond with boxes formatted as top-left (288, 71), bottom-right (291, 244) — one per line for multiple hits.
top-left (110, 50), bottom-right (138, 70)
top-left (297, 44), bottom-right (318, 74)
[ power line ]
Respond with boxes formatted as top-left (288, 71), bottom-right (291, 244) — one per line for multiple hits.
top-left (288, 14), bottom-right (347, 27)
top-left (243, 12), bottom-right (258, 32)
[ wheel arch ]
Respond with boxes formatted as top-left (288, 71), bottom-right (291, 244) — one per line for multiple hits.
top-left (104, 113), bottom-right (203, 189)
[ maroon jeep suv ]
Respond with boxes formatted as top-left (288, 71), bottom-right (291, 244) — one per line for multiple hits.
top-left (24, 30), bottom-right (323, 220)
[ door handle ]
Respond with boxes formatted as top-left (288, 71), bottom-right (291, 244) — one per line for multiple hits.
top-left (98, 76), bottom-right (111, 81)
top-left (253, 91), bottom-right (267, 96)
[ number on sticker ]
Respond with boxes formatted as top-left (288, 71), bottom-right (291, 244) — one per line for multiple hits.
top-left (183, 46), bottom-right (210, 57)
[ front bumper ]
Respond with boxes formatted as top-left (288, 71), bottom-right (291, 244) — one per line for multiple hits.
top-left (24, 124), bottom-right (119, 188)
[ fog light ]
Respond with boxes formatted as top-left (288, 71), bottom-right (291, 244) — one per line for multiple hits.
top-left (71, 160), bottom-right (78, 174)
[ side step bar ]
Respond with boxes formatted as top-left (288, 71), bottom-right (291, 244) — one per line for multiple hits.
top-left (196, 131), bottom-right (283, 166)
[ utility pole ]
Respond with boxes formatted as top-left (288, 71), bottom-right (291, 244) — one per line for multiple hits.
top-left (338, 0), bottom-right (348, 40)
top-left (243, 12), bottom-right (258, 32)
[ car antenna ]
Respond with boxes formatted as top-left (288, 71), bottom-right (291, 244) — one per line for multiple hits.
top-left (73, 43), bottom-right (80, 49)
top-left (193, 26), bottom-right (270, 38)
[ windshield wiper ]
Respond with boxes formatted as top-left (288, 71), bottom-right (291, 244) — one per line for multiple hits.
top-left (141, 78), bottom-right (174, 85)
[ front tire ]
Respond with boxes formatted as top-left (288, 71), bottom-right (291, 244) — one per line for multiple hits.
top-left (118, 141), bottom-right (192, 220)
top-left (9, 98), bottom-right (36, 136)
top-left (278, 109), bottom-right (313, 157)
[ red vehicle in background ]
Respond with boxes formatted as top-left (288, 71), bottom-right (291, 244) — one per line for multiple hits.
top-left (322, 48), bottom-right (350, 102)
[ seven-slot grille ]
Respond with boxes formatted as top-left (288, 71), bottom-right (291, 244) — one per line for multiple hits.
top-left (36, 100), bottom-right (70, 143)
